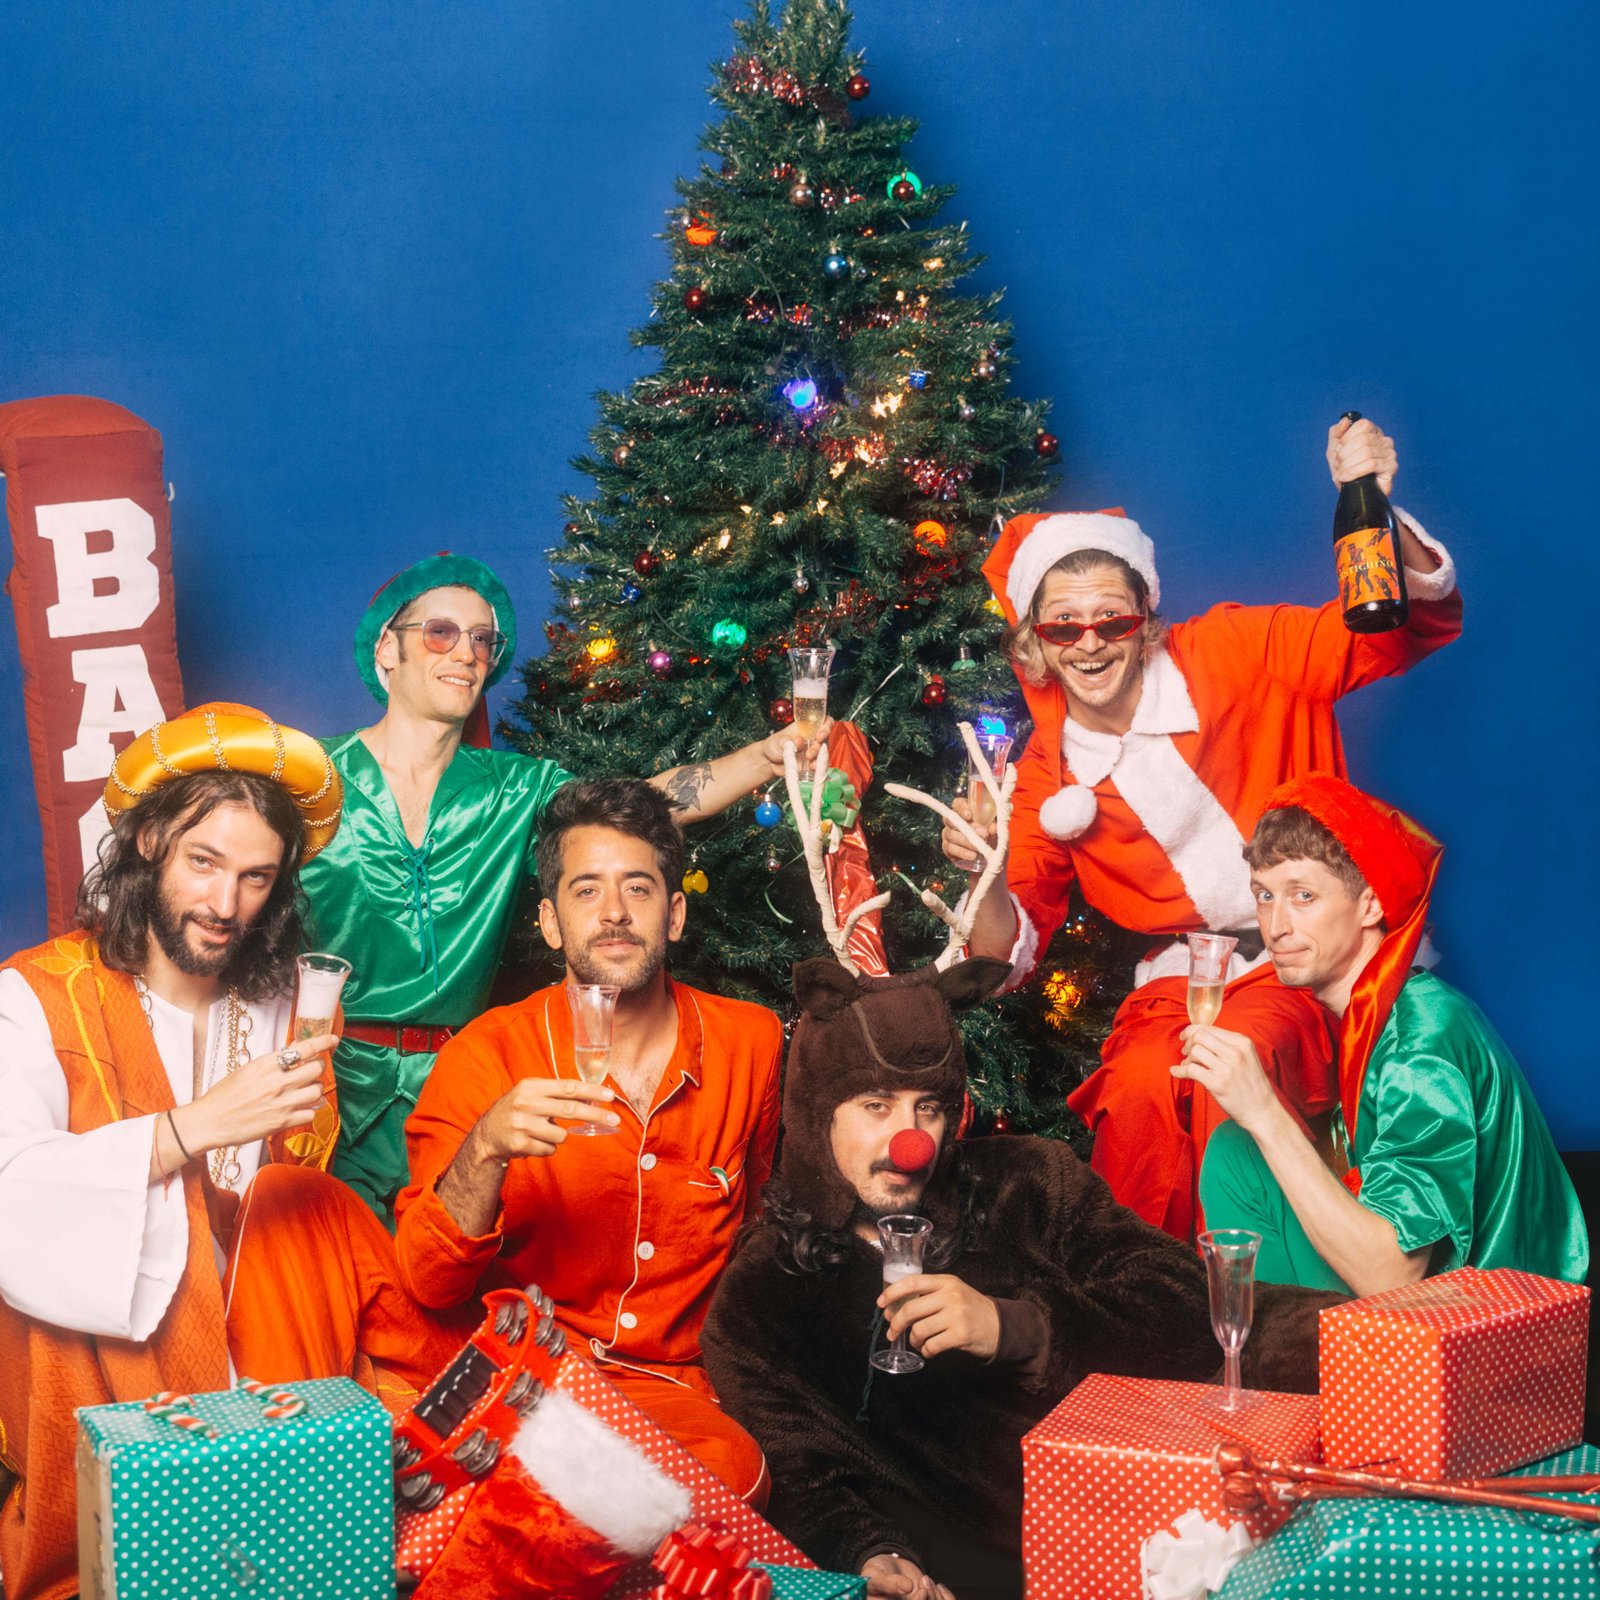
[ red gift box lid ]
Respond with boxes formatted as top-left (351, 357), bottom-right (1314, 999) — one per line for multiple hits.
top-left (1321, 1267), bottom-right (1589, 1336)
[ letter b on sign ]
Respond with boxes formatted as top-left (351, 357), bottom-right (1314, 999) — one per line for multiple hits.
top-left (37, 498), bottom-right (160, 639)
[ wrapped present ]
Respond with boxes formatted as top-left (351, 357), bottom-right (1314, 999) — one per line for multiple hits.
top-left (755, 1565), bottom-right (867, 1599)
top-left (1021, 1372), bottom-right (1321, 1600)
top-left (76, 1376), bottom-right (392, 1600)
top-left (1320, 1267), bottom-right (1590, 1479)
top-left (1215, 1444), bottom-right (1600, 1599)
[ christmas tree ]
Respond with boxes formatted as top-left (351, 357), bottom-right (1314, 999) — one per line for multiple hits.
top-left (505, 0), bottom-right (1140, 1139)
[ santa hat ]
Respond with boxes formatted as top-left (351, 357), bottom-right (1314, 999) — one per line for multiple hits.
top-left (1255, 774), bottom-right (1443, 1191)
top-left (982, 509), bottom-right (1158, 842)
top-left (355, 552), bottom-right (516, 750)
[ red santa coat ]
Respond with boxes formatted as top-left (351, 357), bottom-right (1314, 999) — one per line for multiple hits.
top-left (987, 512), bottom-right (1463, 979)
top-left (981, 511), bottom-right (1462, 1239)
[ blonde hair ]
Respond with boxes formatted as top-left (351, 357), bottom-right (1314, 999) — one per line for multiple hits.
top-left (1003, 550), bottom-right (1168, 687)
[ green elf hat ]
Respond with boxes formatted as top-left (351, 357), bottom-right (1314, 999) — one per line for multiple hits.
top-left (356, 551), bottom-right (518, 704)
top-left (356, 553), bottom-right (517, 750)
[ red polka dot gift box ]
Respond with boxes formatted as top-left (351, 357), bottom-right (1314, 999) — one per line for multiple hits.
top-left (1020, 1372), bottom-right (1321, 1600)
top-left (1319, 1266), bottom-right (1590, 1481)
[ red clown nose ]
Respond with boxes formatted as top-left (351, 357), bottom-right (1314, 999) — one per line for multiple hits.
top-left (888, 1128), bottom-right (937, 1174)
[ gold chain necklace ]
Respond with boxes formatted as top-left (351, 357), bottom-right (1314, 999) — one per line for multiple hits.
top-left (135, 979), bottom-right (254, 1191)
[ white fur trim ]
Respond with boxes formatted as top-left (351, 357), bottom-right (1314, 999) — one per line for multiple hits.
top-left (510, 1388), bottom-right (690, 1557)
top-left (1134, 938), bottom-right (1270, 989)
top-left (953, 889), bottom-right (1041, 994)
top-left (1061, 651), bottom-right (1253, 931)
top-left (1393, 508), bottom-right (1456, 602)
top-left (1006, 512), bottom-right (1160, 619)
top-left (1039, 785), bottom-right (1098, 840)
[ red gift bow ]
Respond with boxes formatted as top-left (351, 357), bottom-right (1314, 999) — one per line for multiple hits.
top-left (652, 1523), bottom-right (774, 1600)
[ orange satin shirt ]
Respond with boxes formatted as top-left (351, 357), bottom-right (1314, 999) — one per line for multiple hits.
top-left (396, 980), bottom-right (782, 1371)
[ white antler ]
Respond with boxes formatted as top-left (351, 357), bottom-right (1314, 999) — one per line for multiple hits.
top-left (783, 739), bottom-right (891, 978)
top-left (882, 721), bottom-right (1016, 971)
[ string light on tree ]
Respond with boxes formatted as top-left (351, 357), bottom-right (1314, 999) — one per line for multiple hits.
top-left (586, 636), bottom-right (618, 663)
top-left (951, 643), bottom-right (978, 674)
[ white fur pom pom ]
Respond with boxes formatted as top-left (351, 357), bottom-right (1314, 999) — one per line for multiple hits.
top-left (1038, 784), bottom-right (1097, 840)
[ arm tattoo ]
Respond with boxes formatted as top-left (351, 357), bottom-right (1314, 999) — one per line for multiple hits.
top-left (662, 762), bottom-right (714, 813)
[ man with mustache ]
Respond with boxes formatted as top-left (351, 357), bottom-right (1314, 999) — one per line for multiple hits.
top-left (395, 778), bottom-right (782, 1504)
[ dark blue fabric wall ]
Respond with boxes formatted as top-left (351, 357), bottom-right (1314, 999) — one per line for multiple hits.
top-left (4, 2), bottom-right (1596, 1140)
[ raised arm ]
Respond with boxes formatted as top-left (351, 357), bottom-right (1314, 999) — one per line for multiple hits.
top-left (650, 722), bottom-right (829, 823)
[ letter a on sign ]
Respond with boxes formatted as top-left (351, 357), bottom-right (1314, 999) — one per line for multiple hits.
top-left (0, 397), bottom-right (186, 932)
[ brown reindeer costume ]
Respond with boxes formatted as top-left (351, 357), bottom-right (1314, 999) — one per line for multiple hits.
top-left (701, 731), bottom-right (1339, 1595)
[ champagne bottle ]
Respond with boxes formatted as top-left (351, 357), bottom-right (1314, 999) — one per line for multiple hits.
top-left (1333, 410), bottom-right (1409, 633)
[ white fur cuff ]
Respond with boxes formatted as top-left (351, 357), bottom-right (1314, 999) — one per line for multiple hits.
top-left (1394, 508), bottom-right (1456, 602)
top-left (511, 1389), bottom-right (691, 1557)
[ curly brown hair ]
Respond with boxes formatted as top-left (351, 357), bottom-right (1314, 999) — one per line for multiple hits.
top-left (1004, 548), bottom-right (1169, 688)
top-left (77, 770), bottom-right (308, 1001)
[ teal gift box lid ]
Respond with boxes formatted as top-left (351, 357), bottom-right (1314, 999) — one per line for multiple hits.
top-left (77, 1376), bottom-right (394, 1600)
top-left (756, 1563), bottom-right (868, 1599)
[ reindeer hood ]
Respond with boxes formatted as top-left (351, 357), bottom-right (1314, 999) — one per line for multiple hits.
top-left (780, 956), bottom-right (1012, 1232)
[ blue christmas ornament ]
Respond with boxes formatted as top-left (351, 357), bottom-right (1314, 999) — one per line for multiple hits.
top-left (823, 252), bottom-right (850, 280)
top-left (754, 798), bottom-right (782, 828)
top-left (782, 377), bottom-right (818, 410)
top-left (908, 369), bottom-right (929, 390)
top-left (976, 714), bottom-right (1007, 741)
top-left (620, 581), bottom-right (642, 604)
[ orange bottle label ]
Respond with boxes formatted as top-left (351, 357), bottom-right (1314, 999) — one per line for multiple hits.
top-left (1336, 526), bottom-right (1402, 611)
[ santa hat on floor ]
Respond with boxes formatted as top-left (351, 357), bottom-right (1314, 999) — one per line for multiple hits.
top-left (1253, 774), bottom-right (1443, 1192)
top-left (982, 510), bottom-right (1158, 840)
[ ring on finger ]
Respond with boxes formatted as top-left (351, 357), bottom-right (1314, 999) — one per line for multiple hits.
top-left (276, 1046), bottom-right (302, 1068)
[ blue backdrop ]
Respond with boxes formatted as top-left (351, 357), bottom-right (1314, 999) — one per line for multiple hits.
top-left (4, 1), bottom-right (1596, 1142)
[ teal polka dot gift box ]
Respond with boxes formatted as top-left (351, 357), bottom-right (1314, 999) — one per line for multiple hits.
top-left (75, 1376), bottom-right (393, 1600)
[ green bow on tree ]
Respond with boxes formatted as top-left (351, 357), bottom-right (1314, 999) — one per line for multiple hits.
top-left (792, 768), bottom-right (860, 831)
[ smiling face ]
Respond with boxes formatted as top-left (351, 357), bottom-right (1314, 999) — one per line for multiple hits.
top-left (829, 1086), bottom-right (948, 1222)
top-left (376, 584), bottom-right (494, 727)
top-left (538, 824), bottom-right (686, 995)
top-left (145, 801), bottom-right (285, 978)
top-left (1034, 562), bottom-right (1147, 732)
top-left (1252, 856), bottom-right (1384, 1011)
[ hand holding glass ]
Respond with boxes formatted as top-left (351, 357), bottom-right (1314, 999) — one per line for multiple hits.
top-left (565, 983), bottom-right (620, 1137)
top-left (1199, 1228), bottom-right (1261, 1411)
top-left (1185, 932), bottom-right (1237, 1029)
top-left (967, 730), bottom-right (1013, 831)
top-left (788, 646), bottom-right (835, 743)
top-left (871, 1214), bottom-right (934, 1374)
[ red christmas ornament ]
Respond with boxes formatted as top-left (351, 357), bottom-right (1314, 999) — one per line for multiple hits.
top-left (632, 549), bottom-right (659, 576)
top-left (892, 178), bottom-right (917, 203)
top-left (562, 521), bottom-right (580, 536)
top-left (683, 286), bottom-right (708, 313)
top-left (769, 697), bottom-right (794, 725)
top-left (1035, 431), bottom-right (1060, 456)
top-left (993, 1112), bottom-right (1013, 1134)
top-left (889, 1127), bottom-right (936, 1173)
top-left (921, 676), bottom-right (947, 707)
top-left (846, 73), bottom-right (871, 100)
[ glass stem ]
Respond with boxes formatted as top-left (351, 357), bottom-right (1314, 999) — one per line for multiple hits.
top-left (1223, 1347), bottom-right (1242, 1397)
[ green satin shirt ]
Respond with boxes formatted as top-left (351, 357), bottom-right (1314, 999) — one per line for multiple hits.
top-left (300, 734), bottom-right (573, 1141)
top-left (1347, 972), bottom-right (1588, 1284)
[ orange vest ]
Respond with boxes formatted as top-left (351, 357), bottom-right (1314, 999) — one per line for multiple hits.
top-left (0, 931), bottom-right (337, 1600)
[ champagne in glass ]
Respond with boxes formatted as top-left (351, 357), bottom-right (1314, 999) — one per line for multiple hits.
top-left (292, 953), bottom-right (351, 1056)
top-left (1199, 1228), bottom-right (1261, 1411)
top-left (870, 1214), bottom-right (933, 1374)
top-left (1184, 932), bottom-right (1238, 1027)
top-left (787, 646), bottom-right (836, 742)
top-left (565, 983), bottom-right (620, 1137)
top-left (968, 729), bottom-right (1013, 830)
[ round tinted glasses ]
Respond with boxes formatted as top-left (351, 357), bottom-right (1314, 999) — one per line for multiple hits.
top-left (389, 619), bottom-right (507, 664)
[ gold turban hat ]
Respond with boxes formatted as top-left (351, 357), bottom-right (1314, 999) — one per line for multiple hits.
top-left (104, 702), bottom-right (342, 858)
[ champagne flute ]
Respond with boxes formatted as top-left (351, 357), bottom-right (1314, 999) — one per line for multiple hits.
top-left (968, 729), bottom-right (1013, 830)
top-left (565, 983), bottom-right (620, 1137)
top-left (291, 953), bottom-right (351, 1068)
top-left (1199, 1228), bottom-right (1261, 1411)
top-left (787, 645), bottom-right (836, 744)
top-left (1184, 932), bottom-right (1238, 1029)
top-left (870, 1214), bottom-right (933, 1374)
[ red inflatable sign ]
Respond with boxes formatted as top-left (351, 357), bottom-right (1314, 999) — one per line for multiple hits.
top-left (0, 396), bottom-right (186, 932)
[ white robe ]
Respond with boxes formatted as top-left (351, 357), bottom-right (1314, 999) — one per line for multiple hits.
top-left (0, 969), bottom-right (290, 1341)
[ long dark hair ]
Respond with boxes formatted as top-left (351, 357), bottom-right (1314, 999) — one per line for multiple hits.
top-left (755, 1147), bottom-right (991, 1277)
top-left (77, 770), bottom-right (308, 1001)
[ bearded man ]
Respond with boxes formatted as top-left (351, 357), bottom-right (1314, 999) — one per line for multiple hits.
top-left (395, 778), bottom-right (782, 1504)
top-left (0, 704), bottom-right (462, 1600)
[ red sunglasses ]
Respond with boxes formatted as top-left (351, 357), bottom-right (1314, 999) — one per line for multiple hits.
top-left (1033, 613), bottom-right (1145, 646)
